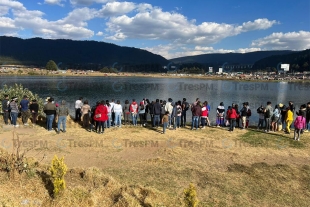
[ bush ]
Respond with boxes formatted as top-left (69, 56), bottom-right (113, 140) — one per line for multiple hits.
top-left (28, 71), bottom-right (39, 75)
top-left (50, 155), bottom-right (68, 197)
top-left (0, 83), bottom-right (44, 115)
top-left (183, 183), bottom-right (199, 207)
top-left (0, 132), bottom-right (34, 180)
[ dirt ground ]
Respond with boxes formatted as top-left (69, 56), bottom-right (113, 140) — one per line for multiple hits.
top-left (1, 119), bottom-right (309, 169)
top-left (0, 117), bottom-right (310, 206)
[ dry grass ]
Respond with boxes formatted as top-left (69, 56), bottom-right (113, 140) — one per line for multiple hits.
top-left (0, 117), bottom-right (310, 206)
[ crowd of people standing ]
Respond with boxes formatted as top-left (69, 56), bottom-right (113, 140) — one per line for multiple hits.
top-left (1, 94), bottom-right (310, 141)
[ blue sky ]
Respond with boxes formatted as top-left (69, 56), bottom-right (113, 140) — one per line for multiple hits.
top-left (0, 0), bottom-right (309, 59)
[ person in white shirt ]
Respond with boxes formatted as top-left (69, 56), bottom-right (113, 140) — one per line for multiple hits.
top-left (75, 97), bottom-right (83, 122)
top-left (165, 98), bottom-right (174, 127)
top-left (113, 100), bottom-right (123, 127)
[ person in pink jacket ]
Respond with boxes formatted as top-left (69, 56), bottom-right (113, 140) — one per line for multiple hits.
top-left (130, 99), bottom-right (138, 126)
top-left (94, 100), bottom-right (108, 134)
top-left (294, 115), bottom-right (306, 141)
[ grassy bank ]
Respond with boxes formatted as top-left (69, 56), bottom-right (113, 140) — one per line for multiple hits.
top-left (0, 117), bottom-right (309, 206)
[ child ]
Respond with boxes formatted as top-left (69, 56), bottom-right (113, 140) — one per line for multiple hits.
top-left (294, 115), bottom-right (306, 141)
top-left (257, 105), bottom-right (265, 130)
top-left (162, 111), bottom-right (169, 134)
top-left (216, 102), bottom-right (225, 127)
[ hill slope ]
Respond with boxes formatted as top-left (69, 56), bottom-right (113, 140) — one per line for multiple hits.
top-left (170, 50), bottom-right (297, 65)
top-left (253, 49), bottom-right (310, 71)
top-left (0, 36), bottom-right (168, 72)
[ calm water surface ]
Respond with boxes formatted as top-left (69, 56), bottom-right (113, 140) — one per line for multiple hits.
top-left (1, 76), bottom-right (309, 125)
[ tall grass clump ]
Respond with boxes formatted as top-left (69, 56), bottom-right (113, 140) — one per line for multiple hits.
top-left (183, 183), bottom-right (199, 207)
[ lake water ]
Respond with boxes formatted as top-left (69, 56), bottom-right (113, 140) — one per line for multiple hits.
top-left (1, 76), bottom-right (310, 125)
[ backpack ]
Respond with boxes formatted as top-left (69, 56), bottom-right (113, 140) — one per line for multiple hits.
top-left (177, 106), bottom-right (182, 115)
top-left (241, 107), bottom-right (247, 116)
top-left (257, 107), bottom-right (263, 114)
top-left (183, 102), bottom-right (189, 111)
top-left (140, 104), bottom-right (145, 110)
top-left (131, 103), bottom-right (138, 112)
top-left (294, 116), bottom-right (305, 129)
top-left (265, 108), bottom-right (272, 118)
top-left (247, 109), bottom-right (251, 116)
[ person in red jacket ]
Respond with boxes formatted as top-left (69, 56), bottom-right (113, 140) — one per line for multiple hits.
top-left (94, 100), bottom-right (108, 134)
top-left (227, 103), bottom-right (238, 132)
top-left (200, 101), bottom-right (208, 129)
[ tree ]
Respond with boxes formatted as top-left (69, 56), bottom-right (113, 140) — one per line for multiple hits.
top-left (100, 67), bottom-right (110, 73)
top-left (295, 64), bottom-right (300, 70)
top-left (46, 60), bottom-right (58, 71)
top-left (302, 62), bottom-right (309, 70)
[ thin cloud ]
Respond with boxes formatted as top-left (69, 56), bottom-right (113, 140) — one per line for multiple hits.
top-left (44, 0), bottom-right (65, 7)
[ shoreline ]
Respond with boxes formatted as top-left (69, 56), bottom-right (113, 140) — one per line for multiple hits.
top-left (1, 72), bottom-right (310, 83)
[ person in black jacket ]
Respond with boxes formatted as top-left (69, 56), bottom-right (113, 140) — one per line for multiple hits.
top-left (153, 99), bottom-right (161, 128)
top-left (2, 94), bottom-right (10, 125)
top-left (191, 101), bottom-right (201, 130)
top-left (148, 100), bottom-right (155, 127)
top-left (43, 98), bottom-right (57, 131)
top-left (181, 98), bottom-right (189, 127)
top-left (29, 100), bottom-right (39, 124)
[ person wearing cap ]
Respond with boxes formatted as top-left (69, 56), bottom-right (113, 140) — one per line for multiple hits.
top-left (9, 97), bottom-right (19, 127)
top-left (29, 100), bottom-right (39, 124)
top-left (20, 95), bottom-right (30, 125)
top-left (2, 94), bottom-right (10, 125)
top-left (44, 98), bottom-right (57, 131)
top-left (56, 100), bottom-right (69, 134)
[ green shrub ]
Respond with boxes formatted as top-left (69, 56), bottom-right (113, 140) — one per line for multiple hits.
top-left (28, 71), bottom-right (39, 75)
top-left (0, 83), bottom-right (44, 115)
